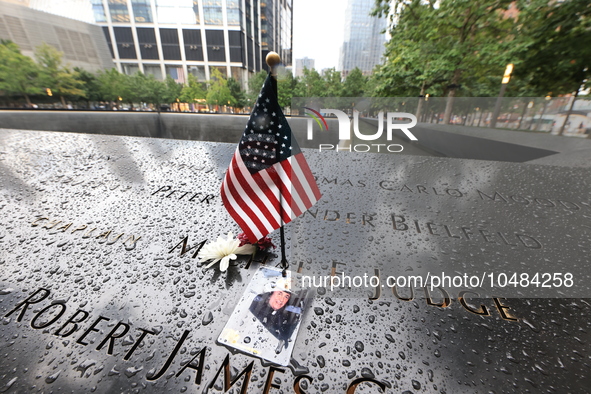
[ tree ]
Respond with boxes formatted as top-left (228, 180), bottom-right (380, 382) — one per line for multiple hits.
top-left (163, 76), bottom-right (182, 110)
top-left (35, 43), bottom-right (85, 106)
top-left (247, 70), bottom-right (267, 105)
top-left (180, 74), bottom-right (207, 106)
top-left (293, 67), bottom-right (326, 97)
top-left (373, 0), bottom-right (516, 123)
top-left (342, 68), bottom-right (367, 97)
top-left (206, 68), bottom-right (234, 109)
top-left (96, 68), bottom-right (126, 106)
top-left (74, 67), bottom-right (102, 107)
top-left (514, 0), bottom-right (591, 96)
top-left (0, 40), bottom-right (42, 106)
top-left (323, 68), bottom-right (343, 97)
top-left (121, 72), bottom-right (143, 109)
top-left (516, 0), bottom-right (591, 134)
top-left (277, 70), bottom-right (298, 109)
top-left (142, 74), bottom-right (168, 112)
top-left (227, 77), bottom-right (247, 109)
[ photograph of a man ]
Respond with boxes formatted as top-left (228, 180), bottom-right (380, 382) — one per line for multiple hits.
top-left (218, 267), bottom-right (309, 366)
top-left (249, 277), bottom-right (304, 342)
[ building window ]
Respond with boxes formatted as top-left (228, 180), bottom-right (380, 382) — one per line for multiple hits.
top-left (253, 0), bottom-right (258, 39)
top-left (203, 0), bottom-right (223, 25)
top-left (166, 65), bottom-right (186, 84)
top-left (132, 0), bottom-right (152, 23)
top-left (245, 0), bottom-right (252, 36)
top-left (91, 0), bottom-right (107, 23)
top-left (247, 38), bottom-right (253, 71)
top-left (121, 63), bottom-right (139, 75)
top-left (144, 64), bottom-right (163, 80)
top-left (178, 0), bottom-right (197, 24)
top-left (226, 0), bottom-right (241, 26)
top-left (209, 66), bottom-right (227, 79)
top-left (156, 0), bottom-right (196, 24)
top-left (205, 30), bottom-right (225, 62)
top-left (114, 27), bottom-right (136, 59)
top-left (108, 0), bottom-right (130, 23)
top-left (228, 30), bottom-right (243, 63)
top-left (231, 66), bottom-right (243, 83)
top-left (188, 65), bottom-right (206, 81)
top-left (156, 0), bottom-right (176, 24)
top-left (183, 29), bottom-right (204, 61)
top-left (102, 26), bottom-right (114, 57)
top-left (160, 28), bottom-right (182, 60)
top-left (137, 28), bottom-right (159, 59)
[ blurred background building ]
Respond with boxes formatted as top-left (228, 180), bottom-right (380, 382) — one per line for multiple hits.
top-left (295, 56), bottom-right (313, 77)
top-left (29, 0), bottom-right (95, 23)
top-left (8, 0), bottom-right (293, 87)
top-left (338, 0), bottom-right (386, 77)
top-left (0, 0), bottom-right (114, 72)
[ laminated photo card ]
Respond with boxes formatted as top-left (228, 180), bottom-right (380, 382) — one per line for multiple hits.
top-left (218, 267), bottom-right (310, 366)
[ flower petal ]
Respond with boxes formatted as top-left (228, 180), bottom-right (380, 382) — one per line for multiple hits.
top-left (196, 232), bottom-right (256, 272)
top-left (220, 256), bottom-right (230, 272)
top-left (204, 258), bottom-right (221, 269)
top-left (235, 244), bottom-right (256, 255)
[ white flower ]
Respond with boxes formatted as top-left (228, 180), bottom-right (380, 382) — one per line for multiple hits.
top-left (197, 232), bottom-right (256, 272)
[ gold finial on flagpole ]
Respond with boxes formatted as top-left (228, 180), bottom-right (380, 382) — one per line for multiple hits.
top-left (266, 51), bottom-right (281, 76)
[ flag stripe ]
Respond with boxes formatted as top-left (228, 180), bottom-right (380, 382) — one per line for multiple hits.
top-left (290, 155), bottom-right (314, 209)
top-left (232, 151), bottom-right (281, 230)
top-left (290, 160), bottom-right (312, 213)
top-left (278, 158), bottom-right (307, 217)
top-left (221, 177), bottom-right (263, 242)
top-left (295, 153), bottom-right (322, 201)
top-left (272, 160), bottom-right (299, 219)
top-left (256, 168), bottom-right (294, 224)
top-left (223, 160), bottom-right (272, 239)
top-left (265, 162), bottom-right (297, 220)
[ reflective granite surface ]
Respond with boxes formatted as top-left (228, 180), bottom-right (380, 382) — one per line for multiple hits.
top-left (0, 129), bottom-right (590, 393)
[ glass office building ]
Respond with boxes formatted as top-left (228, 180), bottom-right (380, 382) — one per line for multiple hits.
top-left (86, 0), bottom-right (292, 86)
top-left (339, 0), bottom-right (387, 77)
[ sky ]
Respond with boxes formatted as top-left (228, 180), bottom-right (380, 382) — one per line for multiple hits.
top-left (291, 0), bottom-right (347, 73)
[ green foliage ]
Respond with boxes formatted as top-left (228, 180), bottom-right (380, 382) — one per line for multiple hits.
top-left (74, 67), bottom-right (102, 104)
top-left (514, 0), bottom-right (591, 95)
top-left (372, 0), bottom-right (516, 98)
top-left (120, 72), bottom-right (143, 105)
top-left (0, 40), bottom-right (42, 105)
top-left (164, 76), bottom-right (183, 103)
top-left (35, 43), bottom-right (85, 104)
top-left (372, 0), bottom-right (590, 99)
top-left (96, 68), bottom-right (126, 102)
top-left (140, 73), bottom-right (171, 110)
top-left (342, 68), bottom-right (367, 97)
top-left (322, 68), bottom-right (343, 97)
top-left (277, 70), bottom-right (298, 108)
top-left (180, 74), bottom-right (207, 104)
top-left (293, 67), bottom-right (326, 97)
top-left (206, 68), bottom-right (234, 107)
top-left (227, 77), bottom-right (247, 108)
top-left (247, 71), bottom-right (267, 104)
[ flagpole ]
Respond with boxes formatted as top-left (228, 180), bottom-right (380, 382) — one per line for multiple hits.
top-left (266, 51), bottom-right (288, 277)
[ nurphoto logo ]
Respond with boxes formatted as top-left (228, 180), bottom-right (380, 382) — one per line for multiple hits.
top-left (294, 98), bottom-right (419, 153)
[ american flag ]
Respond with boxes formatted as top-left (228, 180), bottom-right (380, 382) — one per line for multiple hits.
top-left (221, 74), bottom-right (322, 243)
top-left (169, 67), bottom-right (186, 84)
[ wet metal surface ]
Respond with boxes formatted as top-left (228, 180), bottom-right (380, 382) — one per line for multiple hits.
top-left (0, 129), bottom-right (590, 393)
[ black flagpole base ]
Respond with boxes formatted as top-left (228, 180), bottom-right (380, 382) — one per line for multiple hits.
top-left (280, 226), bottom-right (288, 277)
